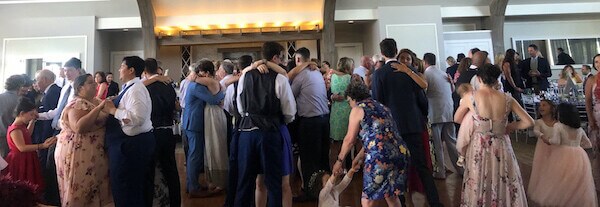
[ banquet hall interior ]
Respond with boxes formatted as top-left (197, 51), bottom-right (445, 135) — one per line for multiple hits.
top-left (0, 0), bottom-right (599, 206)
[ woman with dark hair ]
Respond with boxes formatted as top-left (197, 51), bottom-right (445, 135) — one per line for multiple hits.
top-left (454, 63), bottom-right (533, 206)
top-left (502, 49), bottom-right (525, 106)
top-left (332, 81), bottom-right (409, 207)
top-left (529, 103), bottom-right (597, 206)
top-left (2, 97), bottom-right (56, 191)
top-left (454, 57), bottom-right (472, 83)
top-left (94, 72), bottom-right (108, 100)
top-left (557, 64), bottom-right (583, 88)
top-left (396, 48), bottom-right (435, 200)
top-left (583, 53), bottom-right (600, 198)
top-left (54, 74), bottom-right (112, 206)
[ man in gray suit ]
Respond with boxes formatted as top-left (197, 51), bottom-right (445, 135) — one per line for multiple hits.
top-left (423, 53), bottom-right (463, 178)
top-left (0, 74), bottom-right (29, 157)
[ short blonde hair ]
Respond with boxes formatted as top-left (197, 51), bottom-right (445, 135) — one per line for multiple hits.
top-left (457, 83), bottom-right (473, 98)
top-left (337, 57), bottom-right (354, 74)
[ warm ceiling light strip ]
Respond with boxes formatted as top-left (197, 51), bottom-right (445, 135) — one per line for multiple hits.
top-left (157, 20), bottom-right (322, 36)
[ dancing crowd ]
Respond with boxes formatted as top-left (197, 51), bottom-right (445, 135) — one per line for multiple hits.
top-left (0, 38), bottom-right (598, 207)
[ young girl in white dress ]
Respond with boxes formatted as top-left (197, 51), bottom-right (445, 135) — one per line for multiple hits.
top-left (527, 100), bottom-right (557, 197)
top-left (530, 103), bottom-right (597, 206)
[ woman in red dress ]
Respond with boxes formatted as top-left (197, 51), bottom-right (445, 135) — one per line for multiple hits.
top-left (1, 97), bottom-right (56, 191)
top-left (94, 72), bottom-right (108, 100)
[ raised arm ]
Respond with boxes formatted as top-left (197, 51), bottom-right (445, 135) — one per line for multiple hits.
top-left (288, 62), bottom-right (317, 81)
top-left (391, 63), bottom-right (427, 89)
top-left (68, 101), bottom-right (105, 133)
top-left (507, 97), bottom-right (535, 132)
top-left (143, 75), bottom-right (172, 86)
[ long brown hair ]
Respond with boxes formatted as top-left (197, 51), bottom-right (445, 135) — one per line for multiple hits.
top-left (457, 58), bottom-right (472, 74)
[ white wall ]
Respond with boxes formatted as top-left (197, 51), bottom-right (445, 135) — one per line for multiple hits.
top-left (377, 5), bottom-right (446, 64)
top-left (0, 16), bottom-right (96, 88)
top-left (296, 40), bottom-right (319, 59)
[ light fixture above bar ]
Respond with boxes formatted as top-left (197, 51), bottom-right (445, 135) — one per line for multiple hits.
top-left (156, 20), bottom-right (322, 37)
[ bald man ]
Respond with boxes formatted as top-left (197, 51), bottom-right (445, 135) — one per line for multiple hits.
top-left (353, 56), bottom-right (372, 80)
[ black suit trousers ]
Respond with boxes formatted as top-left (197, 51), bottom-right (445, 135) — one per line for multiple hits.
top-left (403, 133), bottom-right (443, 207)
top-left (151, 128), bottom-right (181, 207)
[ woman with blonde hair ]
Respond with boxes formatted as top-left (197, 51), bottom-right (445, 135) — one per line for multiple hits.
top-left (329, 57), bottom-right (355, 167)
top-left (558, 64), bottom-right (583, 87)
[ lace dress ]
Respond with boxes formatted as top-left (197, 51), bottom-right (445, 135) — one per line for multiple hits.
top-left (460, 93), bottom-right (528, 207)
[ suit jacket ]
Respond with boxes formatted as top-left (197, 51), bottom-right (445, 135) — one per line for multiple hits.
top-left (372, 61), bottom-right (427, 135)
top-left (557, 52), bottom-right (575, 65)
top-left (519, 57), bottom-right (552, 90)
top-left (146, 82), bottom-right (177, 128)
top-left (107, 81), bottom-right (120, 97)
top-left (32, 84), bottom-right (62, 144)
top-left (181, 82), bottom-right (224, 132)
top-left (446, 63), bottom-right (459, 78)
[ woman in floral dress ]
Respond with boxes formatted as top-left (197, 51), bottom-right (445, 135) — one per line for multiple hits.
top-left (333, 81), bottom-right (409, 207)
top-left (454, 64), bottom-right (533, 206)
top-left (55, 74), bottom-right (112, 206)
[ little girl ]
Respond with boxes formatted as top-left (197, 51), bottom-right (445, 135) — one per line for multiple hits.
top-left (454, 83), bottom-right (474, 159)
top-left (309, 152), bottom-right (362, 207)
top-left (1, 97), bottom-right (56, 190)
top-left (527, 99), bottom-right (556, 197)
top-left (530, 103), bottom-right (597, 206)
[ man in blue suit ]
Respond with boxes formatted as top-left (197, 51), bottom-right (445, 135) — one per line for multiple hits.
top-left (372, 38), bottom-right (443, 207)
top-left (181, 59), bottom-right (225, 197)
top-left (31, 69), bottom-right (61, 170)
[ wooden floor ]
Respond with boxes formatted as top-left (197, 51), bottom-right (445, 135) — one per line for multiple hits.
top-left (176, 137), bottom-right (599, 207)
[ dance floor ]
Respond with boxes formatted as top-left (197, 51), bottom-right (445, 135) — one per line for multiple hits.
top-left (176, 137), bottom-right (599, 207)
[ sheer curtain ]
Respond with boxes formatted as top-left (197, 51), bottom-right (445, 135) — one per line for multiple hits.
top-left (569, 38), bottom-right (599, 64)
top-left (550, 39), bottom-right (569, 65)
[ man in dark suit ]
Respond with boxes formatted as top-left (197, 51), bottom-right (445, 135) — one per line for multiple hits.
top-left (446, 53), bottom-right (464, 78)
top-left (372, 38), bottom-right (443, 207)
top-left (519, 44), bottom-right (552, 92)
top-left (32, 70), bottom-right (61, 168)
top-left (144, 58), bottom-right (181, 206)
top-left (556, 47), bottom-right (575, 65)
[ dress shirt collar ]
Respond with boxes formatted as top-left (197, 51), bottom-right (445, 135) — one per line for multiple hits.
top-left (123, 77), bottom-right (141, 88)
top-left (43, 83), bottom-right (56, 94)
top-left (385, 59), bottom-right (398, 64)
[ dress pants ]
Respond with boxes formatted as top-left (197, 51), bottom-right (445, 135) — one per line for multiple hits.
top-left (106, 131), bottom-right (156, 207)
top-left (185, 130), bottom-right (206, 192)
top-left (297, 115), bottom-right (330, 190)
top-left (152, 128), bottom-right (181, 207)
top-left (235, 130), bottom-right (283, 207)
top-left (42, 130), bottom-right (61, 206)
top-left (225, 128), bottom-right (240, 207)
top-left (403, 133), bottom-right (443, 207)
top-left (430, 122), bottom-right (463, 177)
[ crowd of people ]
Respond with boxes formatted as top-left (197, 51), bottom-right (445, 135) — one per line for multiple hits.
top-left (0, 38), bottom-right (598, 207)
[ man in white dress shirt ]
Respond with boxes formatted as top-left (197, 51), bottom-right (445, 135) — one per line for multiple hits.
top-left (102, 56), bottom-right (155, 206)
top-left (233, 42), bottom-right (296, 206)
top-left (36, 57), bottom-right (81, 205)
top-left (353, 56), bottom-right (372, 80)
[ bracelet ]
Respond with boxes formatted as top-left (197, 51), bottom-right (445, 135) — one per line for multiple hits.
top-left (336, 157), bottom-right (344, 163)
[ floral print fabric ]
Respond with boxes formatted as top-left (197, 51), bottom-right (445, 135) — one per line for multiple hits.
top-left (357, 98), bottom-right (409, 200)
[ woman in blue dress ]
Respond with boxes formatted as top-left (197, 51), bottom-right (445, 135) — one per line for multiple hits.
top-left (332, 80), bottom-right (410, 207)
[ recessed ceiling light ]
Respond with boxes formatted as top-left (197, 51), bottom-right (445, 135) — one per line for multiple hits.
top-left (122, 28), bottom-right (129, 32)
top-left (348, 21), bottom-right (354, 24)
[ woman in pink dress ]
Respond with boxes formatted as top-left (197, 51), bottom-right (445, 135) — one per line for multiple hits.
top-left (583, 53), bottom-right (600, 199)
top-left (454, 64), bottom-right (533, 206)
top-left (55, 74), bottom-right (112, 206)
top-left (530, 103), bottom-right (597, 206)
top-left (94, 72), bottom-right (108, 100)
top-left (2, 97), bottom-right (56, 192)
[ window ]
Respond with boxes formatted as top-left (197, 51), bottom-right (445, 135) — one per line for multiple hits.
top-left (514, 37), bottom-right (600, 65)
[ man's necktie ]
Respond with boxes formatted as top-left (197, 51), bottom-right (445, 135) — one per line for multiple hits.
top-left (51, 85), bottom-right (72, 129)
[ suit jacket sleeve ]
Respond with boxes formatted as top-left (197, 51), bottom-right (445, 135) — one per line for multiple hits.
top-left (372, 70), bottom-right (383, 102)
top-left (540, 58), bottom-right (552, 78)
